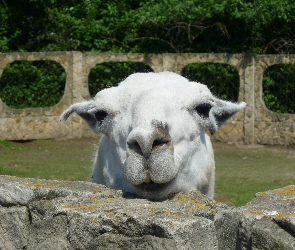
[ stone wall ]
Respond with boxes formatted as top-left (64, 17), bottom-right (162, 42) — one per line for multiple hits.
top-left (1, 52), bottom-right (295, 145)
top-left (0, 175), bottom-right (295, 249)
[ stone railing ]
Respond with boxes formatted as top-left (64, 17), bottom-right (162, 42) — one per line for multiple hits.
top-left (1, 52), bottom-right (295, 145)
top-left (0, 175), bottom-right (295, 249)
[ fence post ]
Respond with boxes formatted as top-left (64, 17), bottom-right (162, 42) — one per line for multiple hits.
top-left (243, 54), bottom-right (256, 144)
top-left (67, 51), bottom-right (84, 138)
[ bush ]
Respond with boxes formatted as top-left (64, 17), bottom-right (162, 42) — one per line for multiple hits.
top-left (181, 63), bottom-right (240, 102)
top-left (0, 61), bottom-right (66, 108)
top-left (263, 64), bottom-right (295, 113)
top-left (88, 62), bottom-right (153, 97)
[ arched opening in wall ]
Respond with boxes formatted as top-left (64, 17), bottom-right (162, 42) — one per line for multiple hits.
top-left (263, 64), bottom-right (295, 113)
top-left (88, 62), bottom-right (153, 97)
top-left (0, 60), bottom-right (66, 109)
top-left (181, 63), bottom-right (240, 102)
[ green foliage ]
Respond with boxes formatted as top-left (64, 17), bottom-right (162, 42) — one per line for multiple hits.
top-left (125, 0), bottom-right (295, 54)
top-left (263, 64), bottom-right (295, 113)
top-left (0, 5), bottom-right (9, 52)
top-left (2, 0), bottom-right (295, 54)
top-left (0, 61), bottom-right (66, 108)
top-left (88, 62), bottom-right (153, 96)
top-left (1, 0), bottom-right (138, 52)
top-left (181, 63), bottom-right (240, 101)
top-left (126, 0), bottom-right (217, 52)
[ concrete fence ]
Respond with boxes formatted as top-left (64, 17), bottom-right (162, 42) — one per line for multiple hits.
top-left (0, 52), bottom-right (295, 145)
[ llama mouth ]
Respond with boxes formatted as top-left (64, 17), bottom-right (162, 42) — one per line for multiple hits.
top-left (133, 179), bottom-right (173, 195)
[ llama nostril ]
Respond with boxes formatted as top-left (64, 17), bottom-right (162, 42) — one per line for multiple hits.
top-left (127, 141), bottom-right (143, 156)
top-left (127, 122), bottom-right (173, 158)
top-left (152, 139), bottom-right (169, 149)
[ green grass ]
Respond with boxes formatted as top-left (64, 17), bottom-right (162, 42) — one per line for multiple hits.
top-left (0, 138), bottom-right (294, 207)
top-left (0, 138), bottom-right (97, 182)
top-left (214, 142), bottom-right (295, 206)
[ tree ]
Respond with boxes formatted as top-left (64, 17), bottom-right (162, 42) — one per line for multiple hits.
top-left (1, 0), bottom-right (295, 54)
top-left (124, 0), bottom-right (295, 54)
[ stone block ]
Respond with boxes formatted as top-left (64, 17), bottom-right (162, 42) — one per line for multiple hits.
top-left (1, 176), bottom-right (295, 249)
top-left (0, 206), bottom-right (29, 250)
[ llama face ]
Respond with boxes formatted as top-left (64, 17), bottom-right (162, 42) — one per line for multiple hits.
top-left (61, 72), bottom-right (246, 199)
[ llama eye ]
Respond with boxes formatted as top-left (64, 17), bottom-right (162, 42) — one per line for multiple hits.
top-left (195, 103), bottom-right (212, 118)
top-left (94, 110), bottom-right (108, 124)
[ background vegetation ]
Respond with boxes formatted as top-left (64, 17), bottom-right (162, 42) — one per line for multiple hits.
top-left (88, 62), bottom-right (153, 97)
top-left (0, 0), bottom-right (295, 112)
top-left (2, 0), bottom-right (295, 54)
top-left (0, 61), bottom-right (66, 108)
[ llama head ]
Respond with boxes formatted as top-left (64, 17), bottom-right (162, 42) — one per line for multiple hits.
top-left (61, 72), bottom-right (246, 199)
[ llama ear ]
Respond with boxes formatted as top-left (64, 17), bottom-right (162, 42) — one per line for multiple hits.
top-left (60, 101), bottom-right (109, 133)
top-left (207, 98), bottom-right (246, 135)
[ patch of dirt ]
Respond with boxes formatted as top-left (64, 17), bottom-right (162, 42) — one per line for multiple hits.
top-left (10, 140), bottom-right (36, 148)
top-left (214, 193), bottom-right (233, 205)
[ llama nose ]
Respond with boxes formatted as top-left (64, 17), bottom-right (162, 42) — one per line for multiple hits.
top-left (127, 123), bottom-right (173, 159)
